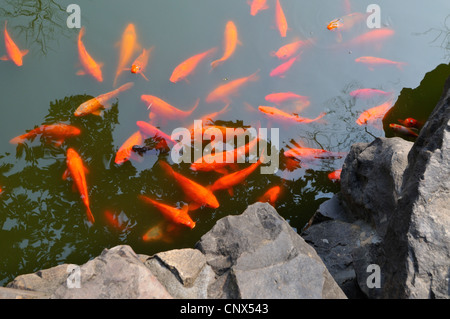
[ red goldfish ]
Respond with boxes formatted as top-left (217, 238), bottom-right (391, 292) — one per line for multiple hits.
top-left (328, 169), bottom-right (342, 181)
top-left (159, 161), bottom-right (220, 210)
top-left (63, 148), bottom-right (95, 224)
top-left (129, 47), bottom-right (153, 81)
top-left (1, 21), bottom-right (28, 66)
top-left (115, 130), bottom-right (144, 165)
top-left (139, 195), bottom-right (196, 229)
top-left (275, 0), bottom-right (288, 37)
top-left (210, 158), bottom-right (262, 196)
top-left (350, 88), bottom-right (392, 99)
top-left (284, 146), bottom-right (346, 161)
top-left (249, 0), bottom-right (269, 16)
top-left (389, 124), bottom-right (419, 138)
top-left (270, 55), bottom-right (299, 78)
top-left (259, 106), bottom-right (326, 124)
top-left (76, 27), bottom-right (103, 82)
top-left (170, 47), bottom-right (217, 83)
top-left (113, 24), bottom-right (140, 87)
top-left (142, 95), bottom-right (199, 122)
top-left (257, 185), bottom-right (281, 206)
top-left (205, 70), bottom-right (259, 103)
top-left (271, 39), bottom-right (311, 60)
top-left (211, 21), bottom-right (241, 69)
top-left (265, 92), bottom-right (310, 107)
top-left (10, 123), bottom-right (81, 146)
top-left (136, 121), bottom-right (176, 146)
top-left (356, 100), bottom-right (393, 126)
top-left (355, 56), bottom-right (406, 71)
top-left (398, 118), bottom-right (421, 128)
top-left (75, 82), bottom-right (134, 117)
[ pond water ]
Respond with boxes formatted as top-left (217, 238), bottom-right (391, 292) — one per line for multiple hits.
top-left (1, 0), bottom-right (449, 285)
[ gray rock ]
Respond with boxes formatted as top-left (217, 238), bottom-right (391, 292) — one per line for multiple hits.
top-left (382, 75), bottom-right (450, 299)
top-left (340, 137), bottom-right (413, 237)
top-left (51, 245), bottom-right (172, 299)
top-left (196, 202), bottom-right (347, 299)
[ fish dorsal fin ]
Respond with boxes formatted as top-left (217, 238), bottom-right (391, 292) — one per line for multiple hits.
top-left (62, 168), bottom-right (70, 180)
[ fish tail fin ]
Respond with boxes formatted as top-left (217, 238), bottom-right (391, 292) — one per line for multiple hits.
top-left (118, 81), bottom-right (134, 93)
top-left (140, 72), bottom-right (150, 81)
top-left (86, 206), bottom-right (95, 224)
top-left (79, 26), bottom-right (86, 40)
top-left (210, 59), bottom-right (222, 69)
top-left (248, 69), bottom-right (260, 82)
top-left (397, 62), bottom-right (407, 71)
top-left (10, 132), bottom-right (33, 144)
top-left (189, 98), bottom-right (200, 115)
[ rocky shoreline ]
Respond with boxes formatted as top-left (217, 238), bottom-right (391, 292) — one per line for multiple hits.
top-left (1, 76), bottom-right (449, 299)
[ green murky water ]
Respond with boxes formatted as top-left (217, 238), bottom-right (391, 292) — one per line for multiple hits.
top-left (1, 0), bottom-right (449, 285)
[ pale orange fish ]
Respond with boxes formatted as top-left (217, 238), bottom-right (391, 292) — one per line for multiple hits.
top-left (10, 123), bottom-right (81, 146)
top-left (75, 82), bottom-right (134, 117)
top-left (190, 137), bottom-right (259, 174)
top-left (129, 47), bottom-right (153, 81)
top-left (191, 103), bottom-right (230, 129)
top-left (328, 169), bottom-right (342, 181)
top-left (284, 146), bottom-right (346, 161)
top-left (0, 21), bottom-right (28, 66)
top-left (136, 121), bottom-right (176, 146)
top-left (275, 0), bottom-right (288, 37)
top-left (257, 185), bottom-right (281, 207)
top-left (327, 12), bottom-right (366, 31)
top-left (142, 221), bottom-right (178, 243)
top-left (205, 70), bottom-right (259, 103)
top-left (348, 28), bottom-right (395, 46)
top-left (141, 95), bottom-right (199, 122)
top-left (76, 27), bottom-right (103, 82)
top-left (115, 130), bottom-right (144, 165)
top-left (159, 161), bottom-right (220, 211)
top-left (113, 24), bottom-right (140, 87)
top-left (211, 21), bottom-right (241, 69)
top-left (389, 124), bottom-right (419, 138)
top-left (265, 92), bottom-right (310, 107)
top-left (270, 55), bottom-right (299, 78)
top-left (210, 158), bottom-right (262, 196)
top-left (355, 56), bottom-right (406, 71)
top-left (170, 47), bottom-right (217, 83)
top-left (63, 148), bottom-right (95, 224)
top-left (350, 88), bottom-right (392, 99)
top-left (271, 39), bottom-right (311, 60)
top-left (259, 106), bottom-right (326, 124)
top-left (249, 0), bottom-right (269, 16)
top-left (139, 195), bottom-right (196, 229)
top-left (356, 100), bottom-right (393, 127)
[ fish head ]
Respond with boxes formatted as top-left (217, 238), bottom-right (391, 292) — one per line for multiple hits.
top-left (327, 19), bottom-right (342, 30)
top-left (131, 64), bottom-right (140, 74)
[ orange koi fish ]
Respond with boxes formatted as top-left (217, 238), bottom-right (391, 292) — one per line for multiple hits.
top-left (63, 148), bottom-right (95, 224)
top-left (348, 28), bottom-right (395, 46)
top-left (265, 92), bottom-right (310, 107)
top-left (141, 95), bottom-right (199, 121)
top-left (271, 39), bottom-right (312, 60)
top-left (190, 136), bottom-right (259, 174)
top-left (210, 158), bottom-right (262, 196)
top-left (136, 121), bottom-right (176, 146)
top-left (389, 124), bottom-right (419, 138)
top-left (257, 185), bottom-right (281, 207)
top-left (356, 100), bottom-right (393, 126)
top-left (270, 55), bottom-right (299, 78)
top-left (113, 24), bottom-right (140, 87)
top-left (142, 221), bottom-right (178, 243)
top-left (10, 123), bottom-right (81, 146)
top-left (249, 0), bottom-right (269, 16)
top-left (211, 21), bottom-right (241, 69)
top-left (1, 21), bottom-right (28, 66)
top-left (350, 88), bottom-right (392, 99)
top-left (205, 70), bottom-right (259, 103)
top-left (284, 146), bottom-right (346, 161)
top-left (75, 82), bottom-right (134, 117)
top-left (259, 106), bottom-right (326, 124)
top-left (355, 56), bottom-right (406, 71)
top-left (139, 195), bottom-right (196, 229)
top-left (115, 130), bottom-right (144, 165)
top-left (328, 169), bottom-right (342, 181)
top-left (398, 118), bottom-right (421, 128)
top-left (76, 27), bottom-right (103, 82)
top-left (170, 47), bottom-right (217, 83)
top-left (275, 0), bottom-right (288, 37)
top-left (129, 47), bottom-right (153, 81)
top-left (159, 161), bottom-right (220, 210)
